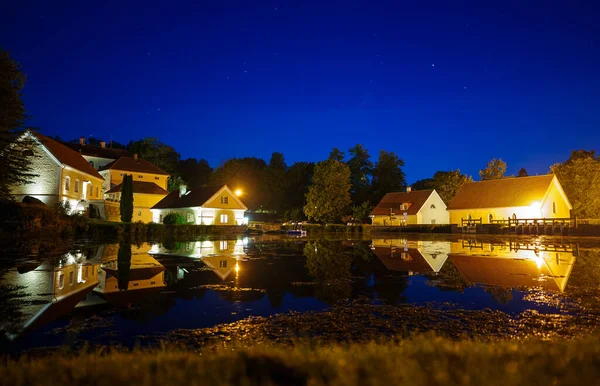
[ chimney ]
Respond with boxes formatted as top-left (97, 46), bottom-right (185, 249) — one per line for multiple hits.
top-left (79, 137), bottom-right (85, 145)
top-left (406, 186), bottom-right (412, 193)
top-left (133, 153), bottom-right (139, 161)
top-left (100, 141), bottom-right (106, 148)
top-left (179, 185), bottom-right (187, 197)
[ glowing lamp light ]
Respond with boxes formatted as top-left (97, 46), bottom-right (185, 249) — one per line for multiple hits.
top-left (235, 262), bottom-right (240, 273)
top-left (531, 201), bottom-right (542, 211)
top-left (234, 189), bottom-right (243, 197)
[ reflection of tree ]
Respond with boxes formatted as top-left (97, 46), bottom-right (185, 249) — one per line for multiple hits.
top-left (117, 244), bottom-right (132, 291)
top-left (427, 261), bottom-right (468, 293)
top-left (484, 286), bottom-right (513, 304)
top-left (563, 249), bottom-right (600, 309)
top-left (304, 241), bottom-right (352, 304)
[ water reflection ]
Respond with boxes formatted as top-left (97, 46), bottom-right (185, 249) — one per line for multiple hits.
top-left (449, 240), bottom-right (577, 292)
top-left (0, 236), bottom-right (592, 348)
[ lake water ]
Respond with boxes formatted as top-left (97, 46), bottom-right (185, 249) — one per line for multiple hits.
top-left (1, 234), bottom-right (598, 352)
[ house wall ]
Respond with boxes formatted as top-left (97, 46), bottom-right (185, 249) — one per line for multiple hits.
top-left (151, 207), bottom-right (246, 225)
top-left (133, 193), bottom-right (167, 223)
top-left (449, 206), bottom-right (547, 225)
top-left (108, 169), bottom-right (168, 191)
top-left (418, 192), bottom-right (450, 225)
top-left (10, 141), bottom-right (61, 206)
top-left (372, 214), bottom-right (418, 226)
top-left (541, 178), bottom-right (571, 218)
top-left (204, 189), bottom-right (246, 210)
top-left (59, 167), bottom-right (104, 211)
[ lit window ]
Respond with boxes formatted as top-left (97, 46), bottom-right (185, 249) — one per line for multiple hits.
top-left (65, 177), bottom-right (71, 191)
top-left (221, 196), bottom-right (228, 204)
top-left (220, 240), bottom-right (228, 250)
top-left (219, 260), bottom-right (228, 268)
top-left (138, 175), bottom-right (143, 178)
top-left (138, 211), bottom-right (142, 216)
top-left (69, 271), bottom-right (74, 286)
top-left (21, 148), bottom-right (34, 157)
top-left (220, 214), bottom-right (229, 223)
top-left (553, 201), bottom-right (556, 214)
top-left (58, 273), bottom-right (65, 289)
top-left (186, 213), bottom-right (194, 223)
top-left (74, 180), bottom-right (79, 193)
top-left (430, 204), bottom-right (436, 209)
top-left (431, 219), bottom-right (436, 224)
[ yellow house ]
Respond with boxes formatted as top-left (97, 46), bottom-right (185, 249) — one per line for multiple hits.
top-left (99, 155), bottom-right (170, 222)
top-left (95, 252), bottom-right (166, 294)
top-left (10, 130), bottom-right (105, 212)
top-left (447, 174), bottom-right (572, 225)
top-left (370, 188), bottom-right (449, 226)
top-left (151, 185), bottom-right (248, 225)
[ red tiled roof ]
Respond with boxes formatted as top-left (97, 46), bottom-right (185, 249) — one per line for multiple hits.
top-left (151, 186), bottom-right (223, 209)
top-left (106, 181), bottom-right (168, 195)
top-left (31, 131), bottom-right (103, 179)
top-left (99, 157), bottom-right (169, 175)
top-left (371, 190), bottom-right (434, 216)
top-left (372, 246), bottom-right (433, 273)
top-left (447, 175), bottom-right (555, 210)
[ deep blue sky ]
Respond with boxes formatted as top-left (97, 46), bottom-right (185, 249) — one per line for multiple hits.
top-left (2, 1), bottom-right (599, 182)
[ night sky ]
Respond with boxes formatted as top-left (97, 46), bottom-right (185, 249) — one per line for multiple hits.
top-left (2, 1), bottom-right (599, 183)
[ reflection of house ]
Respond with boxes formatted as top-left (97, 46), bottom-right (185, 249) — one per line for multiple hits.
top-left (370, 188), bottom-right (449, 226)
top-left (99, 156), bottom-right (170, 223)
top-left (449, 240), bottom-right (577, 292)
top-left (95, 253), bottom-right (166, 294)
top-left (63, 137), bottom-right (130, 170)
top-left (9, 130), bottom-right (104, 211)
top-left (371, 239), bottom-right (450, 274)
top-left (200, 255), bottom-right (240, 280)
top-left (447, 175), bottom-right (572, 225)
top-left (7, 257), bottom-right (100, 334)
top-left (151, 185), bottom-right (248, 225)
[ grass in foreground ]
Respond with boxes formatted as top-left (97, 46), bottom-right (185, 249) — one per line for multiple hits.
top-left (2, 334), bottom-right (599, 386)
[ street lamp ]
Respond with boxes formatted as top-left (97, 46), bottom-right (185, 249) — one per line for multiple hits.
top-left (235, 189), bottom-right (243, 197)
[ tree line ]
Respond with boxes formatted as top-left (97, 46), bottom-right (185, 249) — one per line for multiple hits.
top-left (2, 50), bottom-right (599, 222)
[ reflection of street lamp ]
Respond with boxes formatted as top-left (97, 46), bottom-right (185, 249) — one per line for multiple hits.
top-left (235, 189), bottom-right (243, 197)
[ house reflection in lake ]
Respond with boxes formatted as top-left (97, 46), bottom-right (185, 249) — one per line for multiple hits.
top-left (449, 240), bottom-right (578, 292)
top-left (370, 239), bottom-right (451, 274)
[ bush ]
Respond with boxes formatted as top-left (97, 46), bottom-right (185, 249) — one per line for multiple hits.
top-left (162, 212), bottom-right (186, 225)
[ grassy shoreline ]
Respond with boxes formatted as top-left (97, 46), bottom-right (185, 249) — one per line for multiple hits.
top-left (2, 335), bottom-right (599, 385)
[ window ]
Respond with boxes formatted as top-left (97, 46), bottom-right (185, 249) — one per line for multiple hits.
top-left (74, 180), bottom-right (79, 193)
top-left (96, 187), bottom-right (99, 197)
top-left (220, 214), bottom-right (229, 223)
top-left (120, 173), bottom-right (124, 176)
top-left (65, 176), bottom-right (71, 191)
top-left (155, 176), bottom-right (159, 180)
top-left (21, 148), bottom-right (34, 157)
top-left (138, 175), bottom-right (143, 178)
top-left (89, 160), bottom-right (94, 167)
top-left (186, 213), bottom-right (194, 223)
top-left (69, 271), bottom-right (74, 286)
top-left (553, 201), bottom-right (556, 214)
top-left (221, 196), bottom-right (228, 204)
top-left (219, 260), bottom-right (228, 268)
top-left (137, 211), bottom-right (142, 216)
top-left (159, 214), bottom-right (163, 223)
top-left (431, 219), bottom-right (436, 224)
top-left (133, 283), bottom-right (139, 287)
top-left (430, 204), bottom-right (436, 209)
top-left (219, 240), bottom-right (228, 250)
top-left (58, 273), bottom-right (65, 289)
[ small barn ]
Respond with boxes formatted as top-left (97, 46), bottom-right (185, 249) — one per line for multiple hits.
top-left (370, 188), bottom-right (449, 226)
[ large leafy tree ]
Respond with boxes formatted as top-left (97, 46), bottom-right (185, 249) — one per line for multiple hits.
top-left (0, 51), bottom-right (36, 198)
top-left (431, 170), bottom-right (472, 204)
top-left (551, 150), bottom-right (600, 218)
top-left (304, 159), bottom-right (351, 223)
top-left (304, 240), bottom-right (352, 303)
top-left (479, 158), bottom-right (507, 180)
top-left (412, 178), bottom-right (435, 191)
top-left (210, 157), bottom-right (268, 210)
top-left (119, 174), bottom-right (134, 222)
top-left (128, 138), bottom-right (180, 174)
top-left (371, 150), bottom-right (406, 204)
top-left (347, 144), bottom-right (373, 205)
top-left (175, 157), bottom-right (213, 188)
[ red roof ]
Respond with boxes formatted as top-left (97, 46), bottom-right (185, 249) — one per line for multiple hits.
top-left (151, 186), bottom-right (223, 209)
top-left (371, 190), bottom-right (434, 216)
top-left (63, 142), bottom-right (130, 159)
top-left (106, 181), bottom-right (168, 195)
top-left (31, 131), bottom-right (103, 179)
top-left (99, 156), bottom-right (169, 176)
top-left (372, 246), bottom-right (433, 273)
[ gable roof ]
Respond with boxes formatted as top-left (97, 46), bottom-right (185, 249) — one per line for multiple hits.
top-left (29, 131), bottom-right (103, 179)
top-left (98, 156), bottom-right (169, 175)
top-left (152, 185), bottom-right (247, 210)
top-left (106, 181), bottom-right (168, 195)
top-left (447, 175), bottom-right (556, 210)
top-left (63, 142), bottom-right (130, 160)
top-left (371, 190), bottom-right (434, 216)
